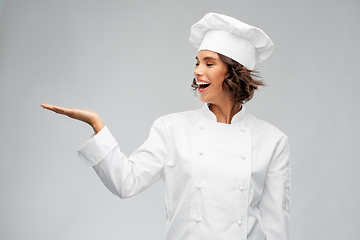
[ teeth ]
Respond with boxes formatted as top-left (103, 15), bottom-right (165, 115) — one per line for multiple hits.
top-left (196, 79), bottom-right (210, 85)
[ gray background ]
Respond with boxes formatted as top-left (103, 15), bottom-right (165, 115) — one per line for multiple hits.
top-left (0, 0), bottom-right (359, 239)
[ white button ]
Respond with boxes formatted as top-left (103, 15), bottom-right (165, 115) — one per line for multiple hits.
top-left (199, 151), bottom-right (203, 156)
top-left (237, 220), bottom-right (242, 225)
top-left (195, 216), bottom-right (200, 222)
top-left (239, 186), bottom-right (244, 191)
top-left (200, 126), bottom-right (204, 130)
top-left (239, 154), bottom-right (246, 160)
top-left (239, 128), bottom-right (245, 132)
top-left (197, 184), bottom-right (202, 189)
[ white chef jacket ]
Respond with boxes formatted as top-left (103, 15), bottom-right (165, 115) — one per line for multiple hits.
top-left (78, 103), bottom-right (291, 240)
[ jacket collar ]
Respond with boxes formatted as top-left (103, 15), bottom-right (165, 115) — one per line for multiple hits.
top-left (201, 103), bottom-right (246, 124)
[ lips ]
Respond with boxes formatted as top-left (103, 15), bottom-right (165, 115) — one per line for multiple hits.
top-left (196, 79), bottom-right (211, 92)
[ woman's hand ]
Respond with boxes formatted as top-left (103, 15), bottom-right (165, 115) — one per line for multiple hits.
top-left (41, 103), bottom-right (105, 133)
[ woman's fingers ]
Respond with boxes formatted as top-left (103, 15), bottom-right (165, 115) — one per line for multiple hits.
top-left (54, 106), bottom-right (75, 116)
top-left (41, 104), bottom-right (72, 116)
top-left (40, 103), bottom-right (54, 110)
top-left (41, 103), bottom-right (62, 111)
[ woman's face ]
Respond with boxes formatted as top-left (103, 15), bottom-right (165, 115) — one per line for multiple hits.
top-left (194, 50), bottom-right (229, 104)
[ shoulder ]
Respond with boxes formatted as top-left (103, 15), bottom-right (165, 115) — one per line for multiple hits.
top-left (157, 108), bottom-right (203, 126)
top-left (148, 109), bottom-right (203, 137)
top-left (245, 111), bottom-right (288, 142)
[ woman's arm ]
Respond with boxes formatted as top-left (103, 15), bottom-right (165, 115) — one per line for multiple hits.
top-left (41, 103), bottom-right (168, 198)
top-left (259, 136), bottom-right (291, 240)
top-left (78, 118), bottom-right (169, 198)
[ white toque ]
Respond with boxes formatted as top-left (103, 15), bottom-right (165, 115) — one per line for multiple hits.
top-left (189, 12), bottom-right (274, 70)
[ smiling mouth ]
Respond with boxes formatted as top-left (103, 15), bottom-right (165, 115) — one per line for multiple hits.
top-left (196, 79), bottom-right (211, 91)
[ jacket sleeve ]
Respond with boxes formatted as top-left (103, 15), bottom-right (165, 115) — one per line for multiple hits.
top-left (259, 136), bottom-right (291, 240)
top-left (77, 117), bottom-right (169, 199)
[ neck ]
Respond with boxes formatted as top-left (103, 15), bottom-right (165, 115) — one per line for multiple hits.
top-left (209, 101), bottom-right (242, 124)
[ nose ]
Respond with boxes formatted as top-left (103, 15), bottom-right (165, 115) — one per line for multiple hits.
top-left (194, 67), bottom-right (203, 79)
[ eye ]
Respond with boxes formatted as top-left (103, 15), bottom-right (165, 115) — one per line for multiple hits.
top-left (195, 63), bottom-right (199, 66)
top-left (207, 63), bottom-right (213, 67)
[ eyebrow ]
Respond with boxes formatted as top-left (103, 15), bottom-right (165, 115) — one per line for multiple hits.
top-left (195, 56), bottom-right (218, 61)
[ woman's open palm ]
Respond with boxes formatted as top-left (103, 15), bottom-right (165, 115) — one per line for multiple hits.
top-left (41, 103), bottom-right (105, 133)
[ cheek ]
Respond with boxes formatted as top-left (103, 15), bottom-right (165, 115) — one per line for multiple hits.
top-left (213, 80), bottom-right (225, 94)
top-left (214, 72), bottom-right (226, 88)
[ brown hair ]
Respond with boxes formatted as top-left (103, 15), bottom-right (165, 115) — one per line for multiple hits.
top-left (191, 53), bottom-right (265, 104)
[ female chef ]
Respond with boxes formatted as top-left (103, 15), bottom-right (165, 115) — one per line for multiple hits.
top-left (41, 12), bottom-right (290, 240)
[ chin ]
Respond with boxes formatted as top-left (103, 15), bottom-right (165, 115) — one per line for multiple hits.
top-left (199, 96), bottom-right (209, 103)
top-left (199, 95), bottom-right (216, 105)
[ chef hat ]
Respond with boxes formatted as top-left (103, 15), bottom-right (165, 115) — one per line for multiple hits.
top-left (189, 12), bottom-right (274, 70)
